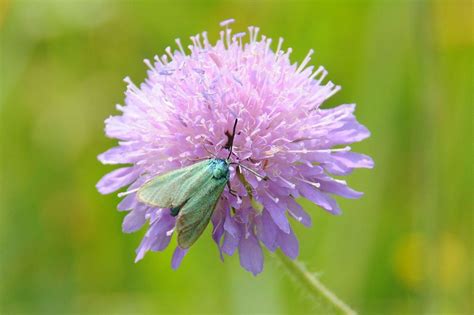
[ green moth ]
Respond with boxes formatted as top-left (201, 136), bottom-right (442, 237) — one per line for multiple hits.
top-left (137, 158), bottom-right (230, 249)
top-left (136, 120), bottom-right (239, 249)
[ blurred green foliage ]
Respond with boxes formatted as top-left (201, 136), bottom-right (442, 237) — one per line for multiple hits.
top-left (0, 0), bottom-right (472, 314)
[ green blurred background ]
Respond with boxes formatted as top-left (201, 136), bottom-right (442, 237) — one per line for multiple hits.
top-left (0, 0), bottom-right (472, 314)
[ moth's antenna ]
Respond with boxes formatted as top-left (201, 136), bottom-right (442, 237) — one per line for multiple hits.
top-left (202, 143), bottom-right (217, 158)
top-left (197, 138), bottom-right (217, 159)
top-left (227, 119), bottom-right (238, 160)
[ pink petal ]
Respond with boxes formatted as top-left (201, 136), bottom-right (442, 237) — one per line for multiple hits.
top-left (222, 231), bottom-right (239, 256)
top-left (238, 232), bottom-right (263, 276)
top-left (277, 227), bottom-right (299, 259)
top-left (96, 167), bottom-right (139, 194)
top-left (171, 247), bottom-right (188, 270)
top-left (122, 206), bottom-right (147, 233)
top-left (286, 197), bottom-right (312, 227)
top-left (256, 210), bottom-right (278, 251)
top-left (261, 197), bottom-right (290, 234)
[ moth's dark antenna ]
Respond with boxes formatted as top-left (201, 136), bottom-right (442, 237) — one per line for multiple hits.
top-left (202, 143), bottom-right (217, 158)
top-left (189, 140), bottom-right (217, 162)
top-left (226, 119), bottom-right (238, 160)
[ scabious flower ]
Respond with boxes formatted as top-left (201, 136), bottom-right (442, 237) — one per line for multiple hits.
top-left (97, 19), bottom-right (373, 275)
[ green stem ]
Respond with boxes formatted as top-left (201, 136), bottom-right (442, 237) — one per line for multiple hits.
top-left (274, 250), bottom-right (357, 315)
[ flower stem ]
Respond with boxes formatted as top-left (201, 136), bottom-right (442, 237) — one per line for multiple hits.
top-left (273, 250), bottom-right (357, 315)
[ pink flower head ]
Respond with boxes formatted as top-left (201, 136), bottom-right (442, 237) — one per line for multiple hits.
top-left (97, 20), bottom-right (373, 275)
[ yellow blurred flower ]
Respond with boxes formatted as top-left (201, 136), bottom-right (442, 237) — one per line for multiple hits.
top-left (393, 233), bottom-right (425, 289)
top-left (392, 232), bottom-right (468, 292)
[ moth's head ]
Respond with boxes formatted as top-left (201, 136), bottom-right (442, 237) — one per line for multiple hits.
top-left (210, 159), bottom-right (230, 179)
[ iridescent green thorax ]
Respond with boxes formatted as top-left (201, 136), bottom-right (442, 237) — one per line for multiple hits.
top-left (209, 159), bottom-right (230, 180)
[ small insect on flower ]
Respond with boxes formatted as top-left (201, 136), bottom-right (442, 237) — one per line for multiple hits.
top-left (97, 19), bottom-right (373, 275)
top-left (128, 119), bottom-right (258, 249)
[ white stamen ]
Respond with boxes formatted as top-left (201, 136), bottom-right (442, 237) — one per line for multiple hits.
top-left (332, 178), bottom-right (347, 185)
top-left (288, 212), bottom-right (303, 222)
top-left (123, 78), bottom-right (150, 106)
top-left (317, 68), bottom-right (329, 84)
top-left (265, 191), bottom-right (279, 203)
top-left (165, 46), bottom-right (174, 60)
top-left (118, 188), bottom-right (139, 198)
top-left (202, 31), bottom-right (210, 48)
top-left (265, 38), bottom-right (273, 55)
top-left (327, 84), bottom-right (341, 98)
top-left (175, 38), bottom-right (185, 55)
top-left (190, 35), bottom-right (197, 47)
top-left (253, 27), bottom-right (260, 42)
top-left (123, 77), bottom-right (141, 95)
top-left (160, 54), bottom-right (168, 65)
top-left (287, 146), bottom-right (351, 154)
top-left (248, 26), bottom-right (254, 43)
top-left (219, 30), bottom-right (225, 45)
top-left (297, 177), bottom-right (321, 188)
top-left (296, 49), bottom-right (314, 73)
top-left (153, 55), bottom-right (164, 68)
top-left (194, 33), bottom-right (203, 50)
top-left (275, 37), bottom-right (284, 57)
top-left (277, 175), bottom-right (296, 189)
top-left (226, 28), bottom-right (232, 48)
top-left (309, 66), bottom-right (325, 81)
top-left (220, 18), bottom-right (235, 27)
top-left (143, 59), bottom-right (155, 72)
top-left (123, 76), bottom-right (132, 85)
top-left (233, 32), bottom-right (246, 40)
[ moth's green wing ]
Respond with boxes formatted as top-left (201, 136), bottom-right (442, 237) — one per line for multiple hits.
top-left (137, 158), bottom-right (229, 249)
top-left (176, 175), bottom-right (228, 249)
top-left (137, 160), bottom-right (211, 208)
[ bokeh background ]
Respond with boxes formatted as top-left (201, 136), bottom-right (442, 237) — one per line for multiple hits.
top-left (1, 0), bottom-right (472, 314)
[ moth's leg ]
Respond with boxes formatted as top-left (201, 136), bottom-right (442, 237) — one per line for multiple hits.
top-left (227, 181), bottom-right (238, 197)
top-left (188, 156), bottom-right (211, 162)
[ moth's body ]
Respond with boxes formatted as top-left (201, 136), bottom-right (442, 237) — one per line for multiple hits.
top-left (208, 159), bottom-right (230, 180)
top-left (137, 158), bottom-right (230, 249)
